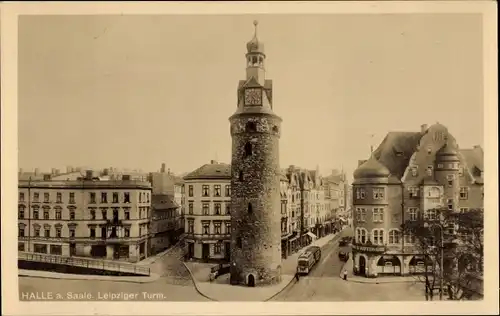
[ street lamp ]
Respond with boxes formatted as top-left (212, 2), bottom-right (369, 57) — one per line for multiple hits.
top-left (424, 222), bottom-right (444, 301)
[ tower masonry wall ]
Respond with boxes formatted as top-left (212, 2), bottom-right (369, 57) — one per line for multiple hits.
top-left (229, 114), bottom-right (283, 286)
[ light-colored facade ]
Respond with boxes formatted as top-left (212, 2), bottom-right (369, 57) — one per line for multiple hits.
top-left (18, 170), bottom-right (152, 263)
top-left (351, 123), bottom-right (484, 278)
top-left (183, 161), bottom-right (231, 261)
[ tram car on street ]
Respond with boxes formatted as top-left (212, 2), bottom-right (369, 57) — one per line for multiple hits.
top-left (296, 246), bottom-right (322, 275)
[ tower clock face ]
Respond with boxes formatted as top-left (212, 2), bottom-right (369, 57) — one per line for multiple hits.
top-left (244, 88), bottom-right (262, 106)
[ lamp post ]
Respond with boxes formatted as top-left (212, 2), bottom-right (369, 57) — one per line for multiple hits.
top-left (425, 222), bottom-right (444, 301)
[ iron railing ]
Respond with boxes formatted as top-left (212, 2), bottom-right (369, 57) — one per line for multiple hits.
top-left (18, 252), bottom-right (150, 276)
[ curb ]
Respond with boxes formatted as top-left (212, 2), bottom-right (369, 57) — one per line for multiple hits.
top-left (181, 262), bottom-right (217, 301)
top-left (138, 242), bottom-right (182, 266)
top-left (18, 271), bottom-right (161, 284)
top-left (264, 277), bottom-right (297, 301)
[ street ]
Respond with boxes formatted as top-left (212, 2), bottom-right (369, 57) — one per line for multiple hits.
top-left (19, 246), bottom-right (209, 301)
top-left (19, 233), bottom-right (425, 302)
top-left (272, 229), bottom-right (426, 301)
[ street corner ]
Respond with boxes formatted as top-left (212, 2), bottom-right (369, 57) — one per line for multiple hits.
top-left (183, 261), bottom-right (218, 283)
top-left (195, 273), bottom-right (296, 302)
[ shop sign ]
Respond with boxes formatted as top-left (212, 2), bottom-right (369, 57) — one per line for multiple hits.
top-left (352, 244), bottom-right (386, 253)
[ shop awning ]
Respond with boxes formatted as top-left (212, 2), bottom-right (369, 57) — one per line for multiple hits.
top-left (306, 232), bottom-right (317, 240)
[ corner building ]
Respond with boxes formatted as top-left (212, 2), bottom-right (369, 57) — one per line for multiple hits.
top-left (351, 123), bottom-right (484, 278)
top-left (229, 21), bottom-right (283, 286)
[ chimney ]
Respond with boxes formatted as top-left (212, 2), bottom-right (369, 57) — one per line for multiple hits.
top-left (161, 163), bottom-right (166, 173)
top-left (210, 160), bottom-right (217, 164)
top-left (85, 170), bottom-right (93, 180)
top-left (66, 166), bottom-right (72, 173)
top-left (421, 124), bottom-right (428, 133)
top-left (51, 168), bottom-right (56, 174)
top-left (122, 174), bottom-right (131, 181)
top-left (34, 168), bottom-right (39, 175)
top-left (55, 169), bottom-right (60, 175)
top-left (473, 145), bottom-right (481, 149)
top-left (103, 168), bottom-right (109, 176)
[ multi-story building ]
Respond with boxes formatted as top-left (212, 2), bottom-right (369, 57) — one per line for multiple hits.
top-left (18, 170), bottom-right (152, 263)
top-left (324, 169), bottom-right (350, 230)
top-left (149, 163), bottom-right (184, 242)
top-left (351, 123), bottom-right (484, 278)
top-left (183, 160), bottom-right (231, 262)
top-left (150, 194), bottom-right (179, 254)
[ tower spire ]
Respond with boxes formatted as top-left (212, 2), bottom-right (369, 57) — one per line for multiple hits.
top-left (253, 20), bottom-right (259, 39)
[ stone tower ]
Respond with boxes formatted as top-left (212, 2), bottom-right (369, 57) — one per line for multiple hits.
top-left (229, 21), bottom-right (283, 287)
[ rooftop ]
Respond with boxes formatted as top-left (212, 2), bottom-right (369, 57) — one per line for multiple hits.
top-left (183, 160), bottom-right (231, 181)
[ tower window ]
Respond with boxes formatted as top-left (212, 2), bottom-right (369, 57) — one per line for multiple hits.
top-left (272, 126), bottom-right (279, 133)
top-left (239, 171), bottom-right (244, 181)
top-left (245, 121), bottom-right (257, 132)
top-left (248, 203), bottom-right (253, 214)
top-left (244, 142), bottom-right (253, 157)
top-left (252, 56), bottom-right (258, 65)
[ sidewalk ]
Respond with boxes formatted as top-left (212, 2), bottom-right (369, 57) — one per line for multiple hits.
top-left (19, 269), bottom-right (161, 284)
top-left (339, 257), bottom-right (417, 284)
top-left (184, 231), bottom-right (341, 301)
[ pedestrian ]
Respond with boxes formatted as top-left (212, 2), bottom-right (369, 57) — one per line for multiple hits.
top-left (343, 269), bottom-right (348, 281)
top-left (295, 272), bottom-right (300, 281)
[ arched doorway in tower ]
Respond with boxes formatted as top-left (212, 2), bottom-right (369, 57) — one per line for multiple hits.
top-left (247, 274), bottom-right (256, 287)
top-left (359, 255), bottom-right (367, 276)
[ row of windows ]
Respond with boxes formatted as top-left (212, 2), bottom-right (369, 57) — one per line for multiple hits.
top-left (18, 225), bottom-right (139, 239)
top-left (355, 188), bottom-right (385, 200)
top-left (355, 228), bottom-right (413, 245)
top-left (188, 185), bottom-right (231, 197)
top-left (357, 186), bottom-right (476, 201)
top-left (356, 206), bottom-right (480, 224)
top-left (408, 164), bottom-right (464, 177)
top-left (187, 202), bottom-right (231, 215)
top-left (18, 206), bottom-right (149, 221)
top-left (186, 220), bottom-right (231, 235)
top-left (19, 191), bottom-right (150, 204)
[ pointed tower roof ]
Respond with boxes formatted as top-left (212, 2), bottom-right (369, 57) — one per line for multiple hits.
top-left (246, 20), bottom-right (265, 54)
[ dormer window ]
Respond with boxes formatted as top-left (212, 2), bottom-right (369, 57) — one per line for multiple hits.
top-left (427, 147), bottom-right (432, 155)
top-left (459, 166), bottom-right (464, 176)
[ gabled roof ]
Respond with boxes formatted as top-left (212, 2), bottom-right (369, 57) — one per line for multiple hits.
top-left (183, 162), bottom-right (231, 181)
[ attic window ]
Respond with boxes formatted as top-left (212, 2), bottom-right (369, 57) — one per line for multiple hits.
top-left (411, 166), bottom-right (418, 177)
top-left (246, 122), bottom-right (257, 132)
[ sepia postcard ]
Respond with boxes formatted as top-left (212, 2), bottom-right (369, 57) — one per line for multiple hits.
top-left (1, 1), bottom-right (498, 315)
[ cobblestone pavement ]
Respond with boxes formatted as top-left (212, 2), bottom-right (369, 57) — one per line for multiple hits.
top-left (19, 245), bottom-right (208, 301)
top-left (272, 229), bottom-right (426, 301)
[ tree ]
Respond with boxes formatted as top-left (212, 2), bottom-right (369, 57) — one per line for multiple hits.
top-left (401, 207), bottom-right (484, 301)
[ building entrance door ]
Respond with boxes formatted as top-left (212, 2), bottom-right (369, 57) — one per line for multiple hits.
top-left (359, 256), bottom-right (366, 276)
top-left (188, 243), bottom-right (194, 259)
top-left (202, 244), bottom-right (210, 261)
